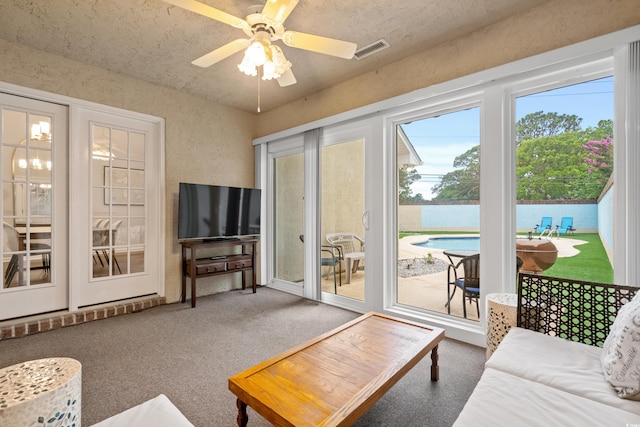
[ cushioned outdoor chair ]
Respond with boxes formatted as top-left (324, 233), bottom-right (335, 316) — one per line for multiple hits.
top-left (534, 217), bottom-right (553, 234)
top-left (325, 232), bottom-right (364, 284)
top-left (299, 235), bottom-right (342, 292)
top-left (446, 253), bottom-right (480, 319)
top-left (556, 217), bottom-right (575, 235)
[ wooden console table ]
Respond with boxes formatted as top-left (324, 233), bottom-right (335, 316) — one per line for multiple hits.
top-left (181, 238), bottom-right (258, 308)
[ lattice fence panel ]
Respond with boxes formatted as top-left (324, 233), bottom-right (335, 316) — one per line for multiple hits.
top-left (517, 273), bottom-right (638, 347)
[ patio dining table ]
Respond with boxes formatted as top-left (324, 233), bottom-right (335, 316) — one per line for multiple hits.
top-left (443, 249), bottom-right (479, 265)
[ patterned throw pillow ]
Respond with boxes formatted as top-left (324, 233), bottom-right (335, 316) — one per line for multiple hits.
top-left (601, 292), bottom-right (640, 399)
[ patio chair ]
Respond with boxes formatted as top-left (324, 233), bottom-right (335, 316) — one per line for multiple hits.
top-left (556, 217), bottom-right (575, 235)
top-left (299, 235), bottom-right (342, 292)
top-left (446, 253), bottom-right (480, 319)
top-left (534, 217), bottom-right (553, 234)
top-left (325, 232), bottom-right (364, 284)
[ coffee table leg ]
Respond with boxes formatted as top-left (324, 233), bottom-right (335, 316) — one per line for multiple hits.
top-left (430, 345), bottom-right (439, 381)
top-left (236, 398), bottom-right (248, 427)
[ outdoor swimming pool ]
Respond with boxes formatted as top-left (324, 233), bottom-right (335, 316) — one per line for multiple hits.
top-left (413, 236), bottom-right (480, 251)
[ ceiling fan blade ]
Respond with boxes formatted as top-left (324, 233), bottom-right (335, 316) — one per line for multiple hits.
top-left (262, 0), bottom-right (300, 24)
top-left (191, 39), bottom-right (250, 68)
top-left (282, 31), bottom-right (357, 59)
top-left (163, 0), bottom-right (248, 30)
top-left (277, 68), bottom-right (297, 87)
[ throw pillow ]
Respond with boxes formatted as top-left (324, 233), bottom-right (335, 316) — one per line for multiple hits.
top-left (601, 292), bottom-right (640, 399)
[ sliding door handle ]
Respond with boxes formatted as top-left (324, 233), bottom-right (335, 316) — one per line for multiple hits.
top-left (362, 211), bottom-right (370, 230)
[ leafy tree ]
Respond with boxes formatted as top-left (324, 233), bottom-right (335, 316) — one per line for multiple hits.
top-left (516, 119), bottom-right (613, 200)
top-left (398, 167), bottom-right (425, 202)
top-left (516, 133), bottom-right (591, 199)
top-left (516, 111), bottom-right (582, 144)
top-left (430, 116), bottom-right (613, 201)
top-left (432, 146), bottom-right (479, 200)
top-left (582, 119), bottom-right (613, 182)
top-left (583, 136), bottom-right (613, 188)
top-left (586, 119), bottom-right (613, 140)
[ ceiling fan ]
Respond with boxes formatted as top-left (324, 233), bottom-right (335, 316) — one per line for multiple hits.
top-left (163, 0), bottom-right (358, 87)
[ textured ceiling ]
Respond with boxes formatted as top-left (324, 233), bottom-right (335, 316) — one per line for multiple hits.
top-left (0, 0), bottom-right (550, 113)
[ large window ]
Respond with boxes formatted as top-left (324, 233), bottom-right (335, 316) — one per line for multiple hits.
top-left (258, 33), bottom-right (640, 346)
top-left (396, 106), bottom-right (481, 321)
top-left (514, 76), bottom-right (614, 283)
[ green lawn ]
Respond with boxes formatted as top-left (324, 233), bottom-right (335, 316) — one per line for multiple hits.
top-left (399, 231), bottom-right (613, 283)
top-left (543, 233), bottom-right (613, 283)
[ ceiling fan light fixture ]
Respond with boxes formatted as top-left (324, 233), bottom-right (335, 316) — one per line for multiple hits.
top-left (262, 45), bottom-right (291, 80)
top-left (238, 39), bottom-right (268, 76)
top-left (238, 37), bottom-right (292, 80)
top-left (238, 51), bottom-right (258, 76)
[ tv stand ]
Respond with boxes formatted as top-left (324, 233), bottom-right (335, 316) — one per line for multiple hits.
top-left (181, 238), bottom-right (258, 308)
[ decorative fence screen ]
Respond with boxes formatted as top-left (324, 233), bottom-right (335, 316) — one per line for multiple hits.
top-left (517, 273), bottom-right (638, 347)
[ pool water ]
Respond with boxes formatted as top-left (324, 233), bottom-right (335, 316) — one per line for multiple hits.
top-left (413, 236), bottom-right (480, 251)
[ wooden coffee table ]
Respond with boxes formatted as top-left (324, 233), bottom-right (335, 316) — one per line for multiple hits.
top-left (228, 312), bottom-right (445, 426)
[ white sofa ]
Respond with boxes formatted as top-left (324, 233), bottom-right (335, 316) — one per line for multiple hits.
top-left (91, 394), bottom-right (193, 427)
top-left (454, 327), bottom-right (640, 426)
top-left (454, 273), bottom-right (640, 426)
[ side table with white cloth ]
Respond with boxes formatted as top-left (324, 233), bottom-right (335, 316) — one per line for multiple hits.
top-left (486, 293), bottom-right (518, 358)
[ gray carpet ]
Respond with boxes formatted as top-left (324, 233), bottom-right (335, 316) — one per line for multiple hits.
top-left (0, 287), bottom-right (485, 426)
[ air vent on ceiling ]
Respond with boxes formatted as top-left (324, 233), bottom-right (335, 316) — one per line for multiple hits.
top-left (353, 39), bottom-right (390, 60)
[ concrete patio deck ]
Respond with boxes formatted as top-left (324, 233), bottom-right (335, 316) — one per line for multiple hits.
top-left (321, 234), bottom-right (588, 322)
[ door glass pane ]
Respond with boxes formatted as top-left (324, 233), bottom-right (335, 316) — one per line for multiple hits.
top-left (397, 107), bottom-right (481, 320)
top-left (321, 139), bottom-right (365, 299)
top-left (515, 76), bottom-right (614, 283)
top-left (91, 124), bottom-right (146, 278)
top-left (274, 153), bottom-right (304, 284)
top-left (2, 109), bottom-right (52, 288)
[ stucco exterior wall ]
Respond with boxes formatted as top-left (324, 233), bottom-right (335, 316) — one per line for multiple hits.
top-left (274, 153), bottom-right (304, 282)
top-left (255, 0), bottom-right (640, 136)
top-left (321, 141), bottom-right (365, 241)
top-left (0, 38), bottom-right (257, 303)
top-left (598, 185), bottom-right (614, 260)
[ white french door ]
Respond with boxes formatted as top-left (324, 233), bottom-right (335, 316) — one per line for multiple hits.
top-left (71, 107), bottom-right (162, 307)
top-left (0, 93), bottom-right (68, 319)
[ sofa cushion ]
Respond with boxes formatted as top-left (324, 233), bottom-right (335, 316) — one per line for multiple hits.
top-left (91, 394), bottom-right (194, 427)
top-left (486, 327), bottom-right (640, 414)
top-left (601, 292), bottom-right (640, 399)
top-left (453, 368), bottom-right (640, 427)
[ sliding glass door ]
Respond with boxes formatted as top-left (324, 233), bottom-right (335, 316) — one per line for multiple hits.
top-left (273, 151), bottom-right (305, 287)
top-left (320, 137), bottom-right (366, 300)
top-left (264, 119), bottom-right (378, 312)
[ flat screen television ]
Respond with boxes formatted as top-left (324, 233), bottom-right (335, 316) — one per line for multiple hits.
top-left (178, 182), bottom-right (261, 241)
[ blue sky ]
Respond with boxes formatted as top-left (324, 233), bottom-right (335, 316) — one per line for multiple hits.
top-left (401, 76), bottom-right (614, 199)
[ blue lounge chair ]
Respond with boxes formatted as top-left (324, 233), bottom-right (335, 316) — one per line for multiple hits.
top-left (557, 217), bottom-right (575, 235)
top-left (534, 217), bottom-right (552, 234)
